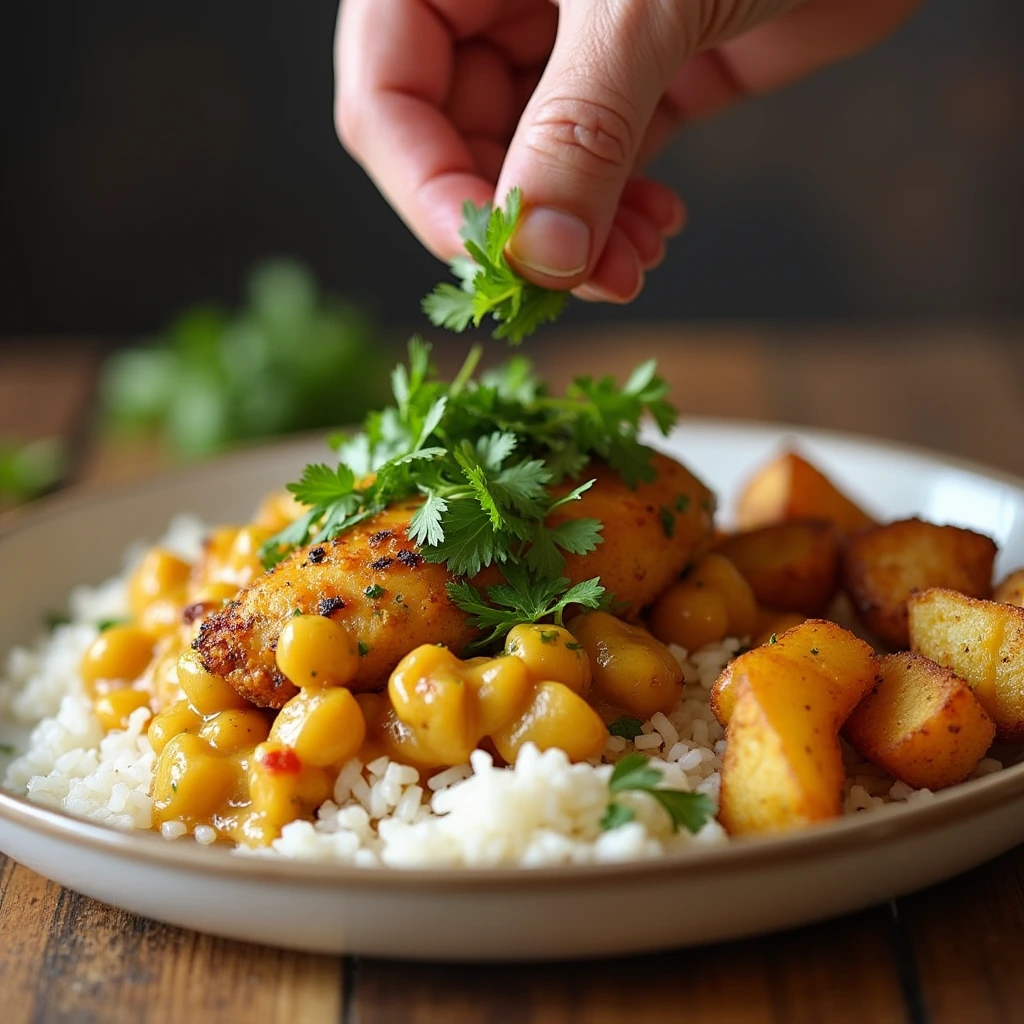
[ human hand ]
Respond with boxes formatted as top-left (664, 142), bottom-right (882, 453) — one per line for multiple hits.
top-left (335, 0), bottom-right (921, 303)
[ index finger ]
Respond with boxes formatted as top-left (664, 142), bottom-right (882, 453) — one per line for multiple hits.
top-left (334, 0), bottom-right (503, 259)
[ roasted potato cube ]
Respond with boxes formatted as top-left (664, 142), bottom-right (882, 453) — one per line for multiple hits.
top-left (735, 450), bottom-right (875, 536)
top-left (844, 652), bottom-right (995, 790)
top-left (751, 609), bottom-right (807, 649)
top-left (714, 620), bottom-right (877, 834)
top-left (908, 588), bottom-right (1024, 741)
top-left (714, 519), bottom-right (841, 615)
top-left (712, 619), bottom-right (876, 727)
top-left (842, 518), bottom-right (997, 649)
top-left (994, 569), bottom-right (1024, 608)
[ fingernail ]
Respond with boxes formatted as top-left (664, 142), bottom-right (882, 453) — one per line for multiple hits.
top-left (508, 207), bottom-right (590, 278)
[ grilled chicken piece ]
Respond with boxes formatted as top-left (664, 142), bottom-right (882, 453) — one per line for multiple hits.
top-left (194, 452), bottom-right (714, 708)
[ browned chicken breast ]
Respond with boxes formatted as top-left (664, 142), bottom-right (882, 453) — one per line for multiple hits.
top-left (194, 452), bottom-right (713, 708)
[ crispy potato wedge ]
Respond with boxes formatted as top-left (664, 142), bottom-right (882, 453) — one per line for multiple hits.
top-left (993, 569), bottom-right (1024, 608)
top-left (714, 519), bottom-right (842, 615)
top-left (713, 620), bottom-right (877, 834)
top-left (842, 518), bottom-right (997, 649)
top-left (908, 588), bottom-right (1024, 741)
top-left (735, 450), bottom-right (875, 536)
top-left (712, 619), bottom-right (876, 727)
top-left (844, 652), bottom-right (995, 790)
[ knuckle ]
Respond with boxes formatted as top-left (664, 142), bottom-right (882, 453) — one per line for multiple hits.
top-left (525, 93), bottom-right (637, 180)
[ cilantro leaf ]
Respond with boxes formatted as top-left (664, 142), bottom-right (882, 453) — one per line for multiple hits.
top-left (601, 754), bottom-right (715, 835)
top-left (263, 339), bottom-right (686, 649)
top-left (287, 463), bottom-right (355, 506)
top-left (599, 803), bottom-right (635, 831)
top-left (407, 491), bottom-right (449, 548)
top-left (422, 189), bottom-right (569, 345)
top-left (451, 562), bottom-right (604, 650)
top-left (608, 716), bottom-right (645, 741)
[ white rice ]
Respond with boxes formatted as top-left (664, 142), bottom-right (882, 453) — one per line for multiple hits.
top-left (0, 517), bottom-right (1001, 868)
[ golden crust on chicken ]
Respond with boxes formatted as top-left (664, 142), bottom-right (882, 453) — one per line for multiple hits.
top-left (194, 451), bottom-right (713, 708)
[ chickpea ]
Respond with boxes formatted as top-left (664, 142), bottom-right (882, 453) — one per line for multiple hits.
top-left (94, 689), bottom-right (151, 732)
top-left (80, 625), bottom-right (155, 695)
top-left (650, 553), bottom-right (759, 652)
top-left (186, 581), bottom-right (239, 613)
top-left (649, 581), bottom-right (730, 653)
top-left (570, 611), bottom-right (684, 718)
top-left (254, 490), bottom-right (307, 532)
top-left (492, 682), bottom-right (607, 764)
top-left (269, 687), bottom-right (366, 767)
top-left (388, 645), bottom-right (477, 765)
top-left (148, 699), bottom-right (204, 754)
top-left (152, 733), bottom-right (242, 824)
top-left (504, 624), bottom-right (591, 696)
top-left (356, 692), bottom-right (443, 769)
top-left (176, 650), bottom-right (250, 715)
top-left (275, 614), bottom-right (359, 689)
top-left (129, 548), bottom-right (191, 617)
top-left (199, 708), bottom-right (271, 754)
top-left (463, 655), bottom-right (531, 736)
top-left (249, 741), bottom-right (334, 835)
top-left (227, 526), bottom-right (271, 587)
top-left (690, 554), bottom-right (759, 637)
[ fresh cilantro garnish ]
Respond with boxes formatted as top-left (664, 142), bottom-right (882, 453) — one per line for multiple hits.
top-left (422, 188), bottom-right (568, 345)
top-left (261, 339), bottom-right (678, 649)
top-left (674, 494), bottom-right (690, 513)
top-left (357, 641), bottom-right (371, 657)
top-left (0, 742), bottom-right (17, 757)
top-left (608, 716), bottom-right (645, 741)
top-left (449, 563), bottom-right (604, 651)
top-left (769, 633), bottom-right (778, 645)
top-left (96, 618), bottom-right (127, 633)
top-left (44, 611), bottom-right (71, 631)
top-left (364, 585), bottom-right (386, 600)
top-left (601, 754), bottom-right (716, 835)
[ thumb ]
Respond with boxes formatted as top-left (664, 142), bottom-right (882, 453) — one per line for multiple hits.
top-left (495, 0), bottom-right (686, 292)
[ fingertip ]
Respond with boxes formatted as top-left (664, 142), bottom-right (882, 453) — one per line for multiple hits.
top-left (572, 227), bottom-right (644, 304)
top-left (621, 179), bottom-right (687, 237)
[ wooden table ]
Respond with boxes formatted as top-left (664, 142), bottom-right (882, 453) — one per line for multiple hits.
top-left (3, 326), bottom-right (1024, 1023)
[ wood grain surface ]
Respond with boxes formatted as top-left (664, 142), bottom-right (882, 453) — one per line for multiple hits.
top-left (2, 328), bottom-right (1024, 1024)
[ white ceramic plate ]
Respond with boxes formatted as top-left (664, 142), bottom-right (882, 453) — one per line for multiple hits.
top-left (2, 420), bottom-right (1024, 961)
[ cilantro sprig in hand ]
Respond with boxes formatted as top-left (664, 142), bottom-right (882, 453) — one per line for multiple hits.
top-left (261, 339), bottom-right (678, 648)
top-left (423, 189), bottom-right (568, 345)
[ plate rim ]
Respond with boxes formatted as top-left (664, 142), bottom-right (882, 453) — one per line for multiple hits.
top-left (3, 417), bottom-right (1024, 890)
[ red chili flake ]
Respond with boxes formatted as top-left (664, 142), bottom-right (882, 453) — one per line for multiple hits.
top-left (258, 748), bottom-right (302, 774)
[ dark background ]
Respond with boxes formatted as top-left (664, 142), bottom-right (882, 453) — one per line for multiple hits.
top-left (1, 1), bottom-right (1021, 341)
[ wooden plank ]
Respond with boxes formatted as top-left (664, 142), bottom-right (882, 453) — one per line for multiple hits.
top-left (0, 879), bottom-right (344, 1024)
top-left (897, 846), bottom-right (1024, 1024)
top-left (0, 342), bottom-right (105, 443)
top-left (0, 857), bottom-right (67, 1023)
top-left (351, 907), bottom-right (910, 1024)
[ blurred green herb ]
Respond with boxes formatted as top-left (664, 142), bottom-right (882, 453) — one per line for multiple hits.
top-left (0, 437), bottom-right (67, 503)
top-left (101, 260), bottom-right (392, 458)
top-left (0, 742), bottom-right (17, 757)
